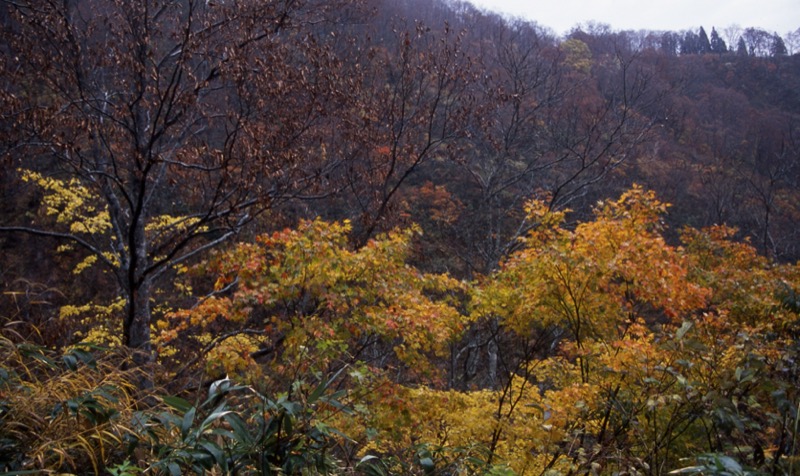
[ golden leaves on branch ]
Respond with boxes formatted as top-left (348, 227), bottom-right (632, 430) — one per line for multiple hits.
top-left (162, 218), bottom-right (468, 383)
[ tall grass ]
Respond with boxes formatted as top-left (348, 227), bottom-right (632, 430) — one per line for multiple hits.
top-left (1, 322), bottom-right (141, 473)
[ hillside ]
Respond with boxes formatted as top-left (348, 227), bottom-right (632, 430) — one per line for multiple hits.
top-left (0, 0), bottom-right (798, 474)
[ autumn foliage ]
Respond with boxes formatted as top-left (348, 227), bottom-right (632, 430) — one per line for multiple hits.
top-left (161, 219), bottom-right (466, 389)
top-left (1, 0), bottom-right (800, 474)
top-left (2, 183), bottom-right (799, 473)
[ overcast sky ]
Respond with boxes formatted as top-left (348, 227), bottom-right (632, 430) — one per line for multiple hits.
top-left (469, 0), bottom-right (799, 36)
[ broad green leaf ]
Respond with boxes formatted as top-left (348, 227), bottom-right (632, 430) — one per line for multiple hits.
top-left (223, 412), bottom-right (254, 446)
top-left (200, 403), bottom-right (231, 431)
top-left (199, 440), bottom-right (226, 468)
top-left (163, 395), bottom-right (193, 413)
top-left (181, 406), bottom-right (197, 439)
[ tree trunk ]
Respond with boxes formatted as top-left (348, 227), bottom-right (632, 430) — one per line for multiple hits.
top-left (487, 317), bottom-right (499, 389)
top-left (123, 213), bottom-right (154, 388)
top-left (124, 276), bottom-right (154, 389)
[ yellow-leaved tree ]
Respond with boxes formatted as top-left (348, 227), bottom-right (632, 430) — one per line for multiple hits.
top-left (358, 186), bottom-right (797, 475)
top-left (161, 218), bottom-right (468, 392)
top-left (338, 187), bottom-right (717, 474)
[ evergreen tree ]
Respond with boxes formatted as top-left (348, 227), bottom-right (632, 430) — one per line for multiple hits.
top-left (736, 37), bottom-right (749, 56)
top-left (710, 27), bottom-right (727, 54)
top-left (698, 26), bottom-right (712, 53)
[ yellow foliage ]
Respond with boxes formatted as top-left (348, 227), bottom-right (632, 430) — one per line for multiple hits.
top-left (346, 376), bottom-right (577, 474)
top-left (561, 38), bottom-right (592, 73)
top-left (21, 169), bottom-right (111, 235)
top-left (205, 334), bottom-right (264, 381)
top-left (73, 254), bottom-right (98, 275)
top-left (60, 297), bottom-right (126, 322)
top-left (20, 169), bottom-right (119, 277)
top-left (164, 218), bottom-right (469, 382)
top-left (145, 214), bottom-right (207, 239)
top-left (681, 224), bottom-right (793, 325)
top-left (150, 189), bottom-right (799, 474)
top-left (477, 185), bottom-right (709, 345)
top-left (78, 325), bottom-right (122, 348)
top-left (61, 298), bottom-right (126, 349)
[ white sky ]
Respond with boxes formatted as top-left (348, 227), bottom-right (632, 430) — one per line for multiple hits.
top-left (468, 0), bottom-right (799, 36)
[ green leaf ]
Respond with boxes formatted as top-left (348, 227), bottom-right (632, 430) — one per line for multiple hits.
top-left (167, 462), bottom-right (182, 476)
top-left (282, 410), bottom-right (294, 435)
top-left (668, 465), bottom-right (703, 474)
top-left (715, 455), bottom-right (743, 473)
top-left (206, 377), bottom-right (244, 405)
top-left (308, 366), bottom-right (346, 404)
top-left (154, 410), bottom-right (182, 430)
top-left (68, 347), bottom-right (97, 368)
top-left (224, 412), bottom-right (254, 446)
top-left (181, 406), bottom-right (197, 439)
top-left (62, 353), bottom-right (79, 371)
top-left (419, 456), bottom-right (435, 473)
top-left (359, 455), bottom-right (379, 464)
top-left (199, 440), bottom-right (226, 468)
top-left (209, 428), bottom-right (237, 441)
top-left (356, 455), bottom-right (387, 476)
top-left (163, 395), bottom-right (193, 413)
top-left (17, 343), bottom-right (55, 368)
top-left (280, 399), bottom-right (301, 416)
top-left (675, 320), bottom-right (693, 340)
top-left (200, 404), bottom-right (232, 432)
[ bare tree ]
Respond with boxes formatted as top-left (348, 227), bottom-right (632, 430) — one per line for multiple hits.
top-left (324, 19), bottom-right (476, 245)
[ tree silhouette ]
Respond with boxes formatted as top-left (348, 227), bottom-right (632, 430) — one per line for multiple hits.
top-left (710, 27), bottom-right (728, 54)
top-left (698, 26), bottom-right (712, 54)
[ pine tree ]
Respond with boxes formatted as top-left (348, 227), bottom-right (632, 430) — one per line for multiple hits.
top-left (710, 27), bottom-right (727, 54)
top-left (698, 27), bottom-right (712, 53)
top-left (681, 31), bottom-right (699, 55)
top-left (736, 37), bottom-right (749, 56)
top-left (661, 32), bottom-right (680, 56)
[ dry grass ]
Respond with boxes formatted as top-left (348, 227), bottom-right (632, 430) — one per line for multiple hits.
top-left (1, 322), bottom-right (143, 474)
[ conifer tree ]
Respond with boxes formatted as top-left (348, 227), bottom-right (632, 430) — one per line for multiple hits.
top-left (698, 26), bottom-right (712, 53)
top-left (710, 27), bottom-right (728, 54)
top-left (736, 37), bottom-right (749, 56)
top-left (681, 30), bottom-right (699, 54)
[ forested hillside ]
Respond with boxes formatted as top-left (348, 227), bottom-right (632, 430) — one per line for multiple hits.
top-left (1, 0), bottom-right (798, 474)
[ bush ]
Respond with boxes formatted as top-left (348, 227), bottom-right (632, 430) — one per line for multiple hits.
top-left (129, 373), bottom-right (349, 475)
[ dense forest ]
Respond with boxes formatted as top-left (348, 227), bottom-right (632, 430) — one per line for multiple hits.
top-left (1, 0), bottom-right (799, 474)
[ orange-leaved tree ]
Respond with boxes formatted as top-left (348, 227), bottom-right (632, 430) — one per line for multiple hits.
top-left (161, 218), bottom-right (468, 392)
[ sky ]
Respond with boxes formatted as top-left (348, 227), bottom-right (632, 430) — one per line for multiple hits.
top-left (468, 0), bottom-right (799, 36)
